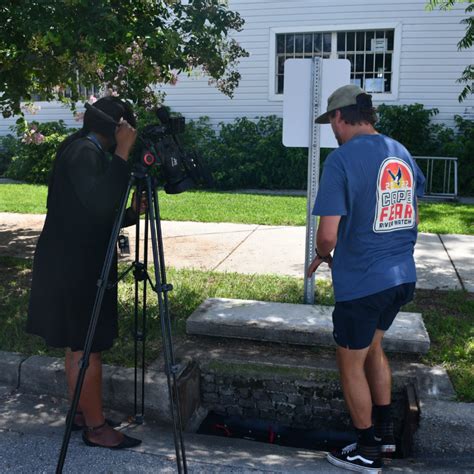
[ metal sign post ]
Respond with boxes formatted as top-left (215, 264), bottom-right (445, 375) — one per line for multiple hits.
top-left (303, 57), bottom-right (322, 304)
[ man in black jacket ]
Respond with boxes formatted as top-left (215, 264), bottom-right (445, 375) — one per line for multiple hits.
top-left (27, 97), bottom-right (143, 449)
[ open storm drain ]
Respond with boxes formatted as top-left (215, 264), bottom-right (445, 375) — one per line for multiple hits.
top-left (196, 385), bottom-right (419, 458)
top-left (197, 412), bottom-right (357, 452)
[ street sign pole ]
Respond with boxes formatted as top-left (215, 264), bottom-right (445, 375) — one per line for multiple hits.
top-left (304, 57), bottom-right (322, 304)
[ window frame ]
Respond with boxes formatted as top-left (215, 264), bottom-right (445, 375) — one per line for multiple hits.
top-left (268, 23), bottom-right (401, 102)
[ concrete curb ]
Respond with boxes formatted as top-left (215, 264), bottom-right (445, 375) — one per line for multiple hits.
top-left (0, 351), bottom-right (186, 424)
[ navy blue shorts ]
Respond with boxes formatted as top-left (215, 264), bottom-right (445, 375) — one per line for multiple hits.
top-left (332, 283), bottom-right (415, 350)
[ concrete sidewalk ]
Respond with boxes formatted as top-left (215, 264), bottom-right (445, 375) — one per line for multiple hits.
top-left (1, 213), bottom-right (473, 291)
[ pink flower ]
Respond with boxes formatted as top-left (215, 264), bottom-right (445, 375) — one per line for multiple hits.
top-left (21, 103), bottom-right (41, 115)
top-left (74, 111), bottom-right (85, 122)
top-left (170, 74), bottom-right (178, 86)
top-left (88, 95), bottom-right (97, 104)
top-left (22, 133), bottom-right (33, 144)
top-left (33, 133), bottom-right (45, 145)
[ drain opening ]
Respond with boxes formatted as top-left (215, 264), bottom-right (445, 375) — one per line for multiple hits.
top-left (197, 384), bottom-right (419, 458)
top-left (198, 412), bottom-right (356, 451)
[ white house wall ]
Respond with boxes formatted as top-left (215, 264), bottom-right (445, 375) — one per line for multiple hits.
top-left (1, 0), bottom-right (472, 136)
top-left (159, 0), bottom-right (472, 129)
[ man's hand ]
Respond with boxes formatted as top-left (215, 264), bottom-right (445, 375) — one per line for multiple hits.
top-left (307, 254), bottom-right (333, 277)
top-left (115, 120), bottom-right (137, 161)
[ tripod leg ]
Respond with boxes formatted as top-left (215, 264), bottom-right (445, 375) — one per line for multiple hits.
top-left (134, 182), bottom-right (149, 423)
top-left (141, 204), bottom-right (149, 418)
top-left (56, 178), bottom-right (134, 474)
top-left (145, 178), bottom-right (187, 474)
top-left (133, 182), bottom-right (141, 420)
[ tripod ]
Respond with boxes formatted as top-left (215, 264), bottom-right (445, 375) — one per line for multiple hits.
top-left (56, 163), bottom-right (188, 473)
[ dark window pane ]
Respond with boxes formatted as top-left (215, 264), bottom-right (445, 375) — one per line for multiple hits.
top-left (338, 53), bottom-right (347, 60)
top-left (304, 34), bottom-right (313, 54)
top-left (386, 30), bottom-right (394, 50)
top-left (385, 73), bottom-right (392, 92)
top-left (313, 33), bottom-right (322, 53)
top-left (278, 75), bottom-right (284, 94)
top-left (356, 32), bottom-right (365, 52)
top-left (384, 53), bottom-right (392, 72)
top-left (366, 53), bottom-right (374, 71)
top-left (375, 53), bottom-right (384, 70)
top-left (286, 34), bottom-right (294, 54)
top-left (337, 32), bottom-right (345, 52)
top-left (347, 53), bottom-right (355, 70)
top-left (365, 31), bottom-right (374, 51)
top-left (295, 34), bottom-right (304, 53)
top-left (347, 32), bottom-right (355, 51)
top-left (278, 56), bottom-right (285, 74)
top-left (376, 30), bottom-right (384, 39)
top-left (277, 35), bottom-right (285, 54)
top-left (323, 32), bottom-right (331, 52)
top-left (355, 54), bottom-right (364, 72)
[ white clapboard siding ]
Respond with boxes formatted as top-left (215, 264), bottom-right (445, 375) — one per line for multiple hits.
top-left (1, 0), bottom-right (472, 136)
top-left (155, 0), bottom-right (473, 128)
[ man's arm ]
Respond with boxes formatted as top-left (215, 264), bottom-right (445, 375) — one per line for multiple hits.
top-left (316, 215), bottom-right (341, 256)
top-left (307, 215), bottom-right (341, 277)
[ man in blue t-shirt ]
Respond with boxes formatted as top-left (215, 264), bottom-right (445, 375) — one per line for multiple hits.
top-left (307, 84), bottom-right (425, 473)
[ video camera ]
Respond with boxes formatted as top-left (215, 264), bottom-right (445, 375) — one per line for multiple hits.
top-left (84, 102), bottom-right (213, 194)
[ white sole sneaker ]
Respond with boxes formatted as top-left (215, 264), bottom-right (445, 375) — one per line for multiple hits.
top-left (327, 452), bottom-right (383, 473)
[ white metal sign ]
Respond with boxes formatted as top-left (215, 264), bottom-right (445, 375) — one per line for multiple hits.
top-left (283, 59), bottom-right (351, 149)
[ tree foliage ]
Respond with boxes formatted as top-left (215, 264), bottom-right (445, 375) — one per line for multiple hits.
top-left (0, 0), bottom-right (249, 118)
top-left (427, 0), bottom-right (474, 101)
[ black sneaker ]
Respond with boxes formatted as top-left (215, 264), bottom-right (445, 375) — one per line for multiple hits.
top-left (326, 442), bottom-right (382, 473)
top-left (375, 421), bottom-right (396, 453)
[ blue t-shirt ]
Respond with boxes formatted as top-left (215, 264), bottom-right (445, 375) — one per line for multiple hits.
top-left (312, 134), bottom-right (425, 302)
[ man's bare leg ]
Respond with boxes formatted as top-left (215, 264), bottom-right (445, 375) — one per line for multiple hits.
top-left (364, 329), bottom-right (391, 405)
top-left (336, 345), bottom-right (372, 429)
top-left (364, 329), bottom-right (395, 452)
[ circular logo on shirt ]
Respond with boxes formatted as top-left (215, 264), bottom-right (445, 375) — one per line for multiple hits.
top-left (373, 157), bottom-right (415, 233)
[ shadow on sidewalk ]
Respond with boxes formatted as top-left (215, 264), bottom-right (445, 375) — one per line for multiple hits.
top-left (0, 228), bottom-right (39, 259)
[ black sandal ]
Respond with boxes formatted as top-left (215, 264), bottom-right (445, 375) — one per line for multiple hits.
top-left (67, 411), bottom-right (121, 431)
top-left (82, 421), bottom-right (142, 450)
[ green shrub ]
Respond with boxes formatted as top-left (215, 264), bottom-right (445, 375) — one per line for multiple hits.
top-left (376, 103), bottom-right (444, 155)
top-left (3, 120), bottom-right (73, 184)
top-left (377, 104), bottom-right (473, 195)
top-left (443, 116), bottom-right (474, 197)
top-left (2, 105), bottom-right (472, 195)
top-left (183, 115), bottom-right (310, 190)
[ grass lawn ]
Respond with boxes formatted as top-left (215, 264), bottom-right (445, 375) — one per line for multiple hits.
top-left (1, 183), bottom-right (473, 234)
top-left (1, 256), bottom-right (472, 402)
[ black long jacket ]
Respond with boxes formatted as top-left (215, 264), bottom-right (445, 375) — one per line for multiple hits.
top-left (27, 137), bottom-right (134, 352)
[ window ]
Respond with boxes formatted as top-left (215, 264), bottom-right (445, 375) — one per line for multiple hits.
top-left (275, 28), bottom-right (395, 96)
top-left (276, 32), bottom-right (332, 94)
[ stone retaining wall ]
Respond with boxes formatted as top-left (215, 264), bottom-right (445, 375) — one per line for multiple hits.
top-left (199, 361), bottom-right (405, 432)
